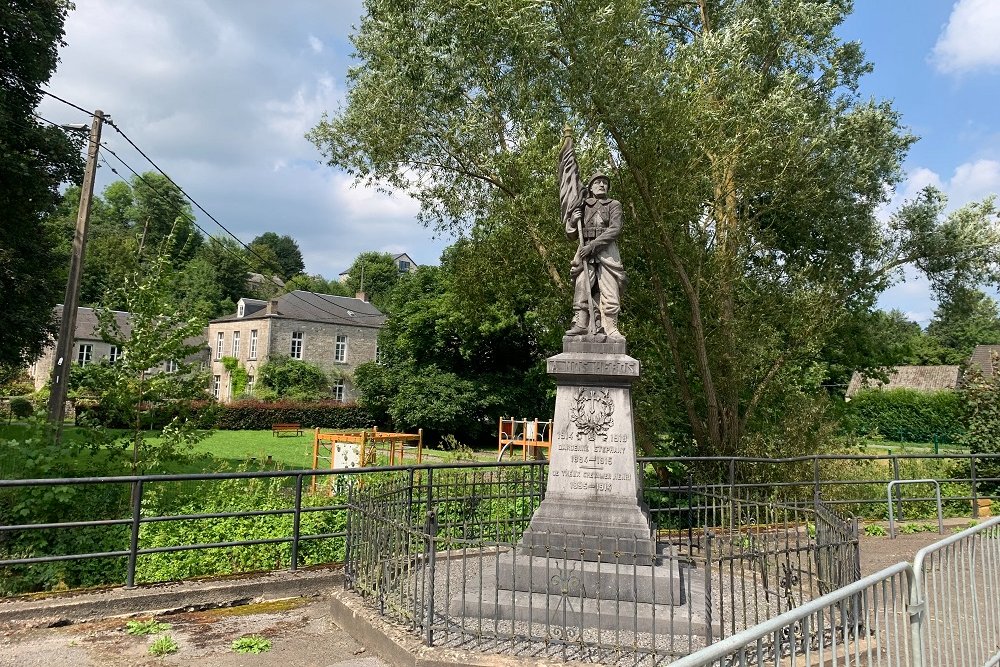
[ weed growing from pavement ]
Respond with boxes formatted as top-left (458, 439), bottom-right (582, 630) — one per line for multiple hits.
top-left (148, 635), bottom-right (179, 656)
top-left (125, 620), bottom-right (171, 636)
top-left (232, 634), bottom-right (272, 654)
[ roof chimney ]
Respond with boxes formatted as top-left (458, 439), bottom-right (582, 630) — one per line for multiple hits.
top-left (355, 291), bottom-right (367, 302)
top-left (266, 299), bottom-right (279, 315)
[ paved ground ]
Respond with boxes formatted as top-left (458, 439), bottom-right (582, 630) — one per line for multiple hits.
top-left (0, 596), bottom-right (387, 667)
top-left (857, 516), bottom-right (979, 575)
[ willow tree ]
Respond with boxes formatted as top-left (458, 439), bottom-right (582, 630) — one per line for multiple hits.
top-left (310, 0), bottom-right (1000, 456)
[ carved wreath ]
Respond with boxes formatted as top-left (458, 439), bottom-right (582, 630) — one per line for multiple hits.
top-left (569, 388), bottom-right (614, 441)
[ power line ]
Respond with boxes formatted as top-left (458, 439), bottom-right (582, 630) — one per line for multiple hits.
top-left (99, 114), bottom-right (384, 321)
top-left (33, 104), bottom-right (384, 321)
top-left (39, 89), bottom-right (96, 117)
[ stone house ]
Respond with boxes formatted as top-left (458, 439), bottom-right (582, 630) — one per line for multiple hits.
top-left (27, 306), bottom-right (208, 391)
top-left (207, 290), bottom-right (386, 402)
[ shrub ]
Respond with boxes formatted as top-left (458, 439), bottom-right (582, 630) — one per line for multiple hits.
top-left (212, 400), bottom-right (377, 430)
top-left (135, 472), bottom-right (347, 583)
top-left (9, 397), bottom-right (33, 419)
top-left (843, 389), bottom-right (963, 442)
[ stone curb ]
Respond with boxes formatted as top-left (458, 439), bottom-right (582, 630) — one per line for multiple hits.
top-left (329, 588), bottom-right (589, 667)
top-left (0, 566), bottom-right (343, 626)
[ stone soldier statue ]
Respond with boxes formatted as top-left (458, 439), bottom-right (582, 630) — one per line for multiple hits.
top-left (558, 130), bottom-right (627, 339)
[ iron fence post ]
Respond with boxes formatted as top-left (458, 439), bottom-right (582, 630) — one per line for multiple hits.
top-left (126, 479), bottom-right (143, 589)
top-left (971, 455), bottom-right (980, 519)
top-left (290, 473), bottom-right (303, 571)
top-left (425, 509), bottom-right (437, 646)
top-left (892, 455), bottom-right (902, 521)
top-left (704, 530), bottom-right (713, 645)
top-left (813, 456), bottom-right (822, 503)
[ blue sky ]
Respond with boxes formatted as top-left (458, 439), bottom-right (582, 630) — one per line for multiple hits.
top-left (36, 1), bottom-right (1000, 324)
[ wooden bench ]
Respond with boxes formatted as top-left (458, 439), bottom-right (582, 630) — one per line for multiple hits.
top-left (272, 423), bottom-right (303, 437)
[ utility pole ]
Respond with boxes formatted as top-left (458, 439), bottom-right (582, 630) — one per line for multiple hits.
top-left (47, 110), bottom-right (105, 441)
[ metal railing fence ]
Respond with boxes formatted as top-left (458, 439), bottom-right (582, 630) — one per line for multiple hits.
top-left (341, 474), bottom-right (859, 662)
top-left (0, 453), bottom-right (997, 594)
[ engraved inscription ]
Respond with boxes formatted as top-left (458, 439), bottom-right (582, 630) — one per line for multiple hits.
top-left (548, 359), bottom-right (639, 376)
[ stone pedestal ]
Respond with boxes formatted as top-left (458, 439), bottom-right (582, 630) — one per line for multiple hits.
top-left (518, 335), bottom-right (655, 564)
top-left (449, 336), bottom-right (689, 630)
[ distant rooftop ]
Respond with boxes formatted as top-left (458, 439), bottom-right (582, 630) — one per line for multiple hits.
top-left (212, 290), bottom-right (385, 328)
top-left (846, 365), bottom-right (961, 398)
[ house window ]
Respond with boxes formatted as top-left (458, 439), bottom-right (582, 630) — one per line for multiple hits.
top-left (109, 345), bottom-right (121, 363)
top-left (332, 379), bottom-right (345, 402)
top-left (237, 302), bottom-right (245, 317)
top-left (375, 343), bottom-right (382, 365)
top-left (216, 331), bottom-right (224, 360)
top-left (335, 334), bottom-right (347, 363)
top-left (164, 359), bottom-right (179, 373)
top-left (247, 375), bottom-right (255, 395)
top-left (232, 330), bottom-right (240, 358)
top-left (249, 330), bottom-right (258, 359)
top-left (398, 259), bottom-right (410, 273)
top-left (290, 331), bottom-right (303, 359)
top-left (213, 375), bottom-right (221, 399)
top-left (77, 344), bottom-right (93, 366)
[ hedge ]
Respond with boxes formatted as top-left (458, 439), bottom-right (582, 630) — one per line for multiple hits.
top-left (843, 388), bottom-right (963, 442)
top-left (212, 399), bottom-right (378, 430)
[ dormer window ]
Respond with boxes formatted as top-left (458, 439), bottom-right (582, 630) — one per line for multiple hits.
top-left (237, 301), bottom-right (245, 317)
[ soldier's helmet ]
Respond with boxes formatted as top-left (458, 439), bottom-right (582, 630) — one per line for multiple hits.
top-left (586, 172), bottom-right (610, 190)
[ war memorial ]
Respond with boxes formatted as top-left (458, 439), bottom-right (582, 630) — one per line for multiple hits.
top-left (335, 131), bottom-right (864, 663)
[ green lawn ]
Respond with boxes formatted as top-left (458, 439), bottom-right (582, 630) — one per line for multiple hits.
top-left (0, 423), bottom-right (497, 477)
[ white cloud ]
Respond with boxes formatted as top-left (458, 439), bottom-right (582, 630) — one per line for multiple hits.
top-left (932, 0), bottom-right (1000, 74)
top-left (949, 159), bottom-right (1000, 204)
top-left (36, 0), bottom-right (447, 282)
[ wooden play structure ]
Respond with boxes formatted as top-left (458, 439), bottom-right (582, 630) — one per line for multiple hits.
top-left (498, 417), bottom-right (552, 460)
top-left (310, 427), bottom-right (423, 492)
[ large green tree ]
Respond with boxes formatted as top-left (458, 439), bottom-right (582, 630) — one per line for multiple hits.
top-left (925, 286), bottom-right (1000, 365)
top-left (312, 0), bottom-right (1000, 456)
top-left (0, 0), bottom-right (83, 379)
top-left (354, 259), bottom-right (552, 444)
top-left (343, 251), bottom-right (404, 308)
top-left (250, 232), bottom-right (305, 280)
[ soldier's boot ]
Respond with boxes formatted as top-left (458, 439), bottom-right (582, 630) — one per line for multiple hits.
top-left (603, 315), bottom-right (624, 340)
top-left (565, 310), bottom-right (589, 336)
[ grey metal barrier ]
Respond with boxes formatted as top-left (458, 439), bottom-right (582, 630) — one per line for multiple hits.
top-left (671, 516), bottom-right (1000, 667)
top-left (911, 517), bottom-right (1000, 667)
top-left (666, 561), bottom-right (918, 667)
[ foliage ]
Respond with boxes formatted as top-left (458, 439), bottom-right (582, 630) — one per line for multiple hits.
top-left (258, 358), bottom-right (330, 401)
top-left (0, 417), bottom-right (132, 594)
top-left (312, 0), bottom-right (1000, 456)
top-left (251, 232), bottom-right (304, 280)
top-left (342, 251), bottom-right (403, 309)
top-left (221, 357), bottom-right (249, 398)
top-left (0, 0), bottom-right (84, 378)
top-left (924, 286), bottom-right (1000, 364)
top-left (135, 472), bottom-right (346, 583)
top-left (353, 263), bottom-right (553, 445)
top-left (231, 635), bottom-right (272, 654)
top-left (212, 400), bottom-right (377, 431)
top-left (90, 249), bottom-right (210, 474)
top-left (863, 524), bottom-right (887, 537)
top-left (959, 366), bottom-right (1000, 493)
top-left (844, 389), bottom-right (963, 443)
top-left (148, 635), bottom-right (179, 656)
top-left (125, 620), bottom-right (171, 636)
top-left (9, 397), bottom-right (33, 419)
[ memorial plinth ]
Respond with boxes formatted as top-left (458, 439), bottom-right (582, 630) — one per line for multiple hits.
top-left (518, 335), bottom-right (656, 564)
